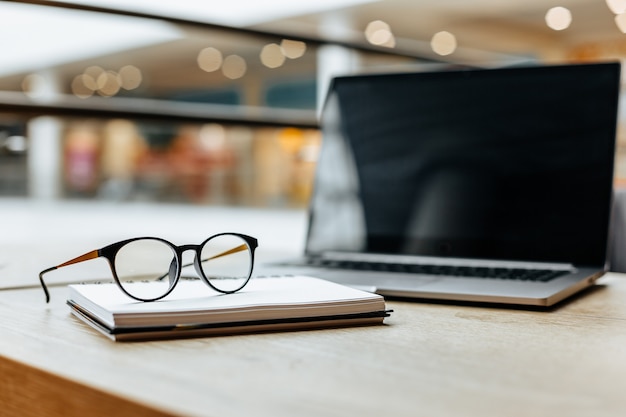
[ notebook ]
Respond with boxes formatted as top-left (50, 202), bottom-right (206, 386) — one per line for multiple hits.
top-left (67, 276), bottom-right (390, 341)
top-left (261, 62), bottom-right (621, 307)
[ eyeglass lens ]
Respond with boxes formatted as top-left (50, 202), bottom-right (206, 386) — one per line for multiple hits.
top-left (198, 234), bottom-right (252, 293)
top-left (114, 238), bottom-right (177, 300)
top-left (112, 234), bottom-right (252, 300)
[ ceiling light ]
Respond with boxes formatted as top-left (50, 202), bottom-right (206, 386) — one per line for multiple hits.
top-left (280, 39), bottom-right (307, 59)
top-left (607, 0), bottom-right (626, 14)
top-left (84, 66), bottom-right (105, 80)
top-left (365, 20), bottom-right (396, 47)
top-left (71, 75), bottom-right (94, 99)
top-left (197, 47), bottom-right (223, 73)
top-left (118, 65), bottom-right (143, 90)
top-left (222, 55), bottom-right (247, 80)
top-left (431, 31), bottom-right (457, 56)
top-left (260, 43), bottom-right (286, 69)
top-left (80, 73), bottom-right (98, 91)
top-left (21, 74), bottom-right (47, 99)
top-left (545, 7), bottom-right (572, 31)
top-left (97, 71), bottom-right (121, 96)
top-left (21, 73), bottom-right (62, 102)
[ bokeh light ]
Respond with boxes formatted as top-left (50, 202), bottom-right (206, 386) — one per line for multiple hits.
top-left (431, 31), bottom-right (457, 56)
top-left (197, 47), bottom-right (223, 72)
top-left (607, 0), bottom-right (626, 14)
top-left (260, 43), bottom-right (285, 68)
top-left (71, 75), bottom-right (94, 99)
top-left (280, 39), bottom-right (306, 59)
top-left (222, 55), bottom-right (247, 79)
top-left (118, 65), bottom-right (142, 90)
top-left (545, 7), bottom-right (572, 31)
top-left (21, 74), bottom-right (46, 99)
top-left (365, 20), bottom-right (395, 47)
top-left (96, 70), bottom-right (121, 97)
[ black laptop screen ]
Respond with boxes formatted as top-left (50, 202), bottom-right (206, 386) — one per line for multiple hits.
top-left (306, 63), bottom-right (620, 267)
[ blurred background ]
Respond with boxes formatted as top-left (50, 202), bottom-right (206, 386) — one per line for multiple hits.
top-left (1, 0), bottom-right (626, 208)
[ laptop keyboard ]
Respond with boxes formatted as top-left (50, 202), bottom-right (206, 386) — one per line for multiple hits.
top-left (312, 259), bottom-right (567, 282)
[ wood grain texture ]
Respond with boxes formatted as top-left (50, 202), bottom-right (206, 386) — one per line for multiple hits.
top-left (2, 274), bottom-right (626, 417)
top-left (0, 355), bottom-right (175, 417)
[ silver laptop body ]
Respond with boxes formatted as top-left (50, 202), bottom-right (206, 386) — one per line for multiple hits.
top-left (263, 62), bottom-right (620, 307)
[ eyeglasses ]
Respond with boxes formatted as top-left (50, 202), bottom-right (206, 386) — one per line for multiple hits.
top-left (39, 233), bottom-right (258, 303)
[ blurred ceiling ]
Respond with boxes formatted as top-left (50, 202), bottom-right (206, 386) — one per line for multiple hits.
top-left (252, 0), bottom-right (623, 63)
top-left (1, 1), bottom-right (624, 103)
top-left (45, 0), bottom-right (626, 61)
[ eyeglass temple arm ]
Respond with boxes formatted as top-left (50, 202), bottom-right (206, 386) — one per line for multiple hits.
top-left (202, 243), bottom-right (249, 263)
top-left (38, 250), bottom-right (100, 303)
top-left (157, 244), bottom-right (249, 281)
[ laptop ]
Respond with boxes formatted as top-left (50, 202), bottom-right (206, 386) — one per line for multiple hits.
top-left (262, 62), bottom-right (621, 307)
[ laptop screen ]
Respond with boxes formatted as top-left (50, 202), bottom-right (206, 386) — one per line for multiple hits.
top-left (306, 63), bottom-right (620, 267)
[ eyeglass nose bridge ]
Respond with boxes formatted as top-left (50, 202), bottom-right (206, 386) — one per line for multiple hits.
top-left (174, 244), bottom-right (206, 281)
top-left (177, 244), bottom-right (201, 252)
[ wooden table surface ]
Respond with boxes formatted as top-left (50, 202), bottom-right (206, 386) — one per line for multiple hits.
top-left (2, 273), bottom-right (626, 417)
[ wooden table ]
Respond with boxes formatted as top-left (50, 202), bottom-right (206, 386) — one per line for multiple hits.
top-left (2, 273), bottom-right (626, 417)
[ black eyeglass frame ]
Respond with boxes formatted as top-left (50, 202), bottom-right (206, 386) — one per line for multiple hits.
top-left (39, 233), bottom-right (258, 303)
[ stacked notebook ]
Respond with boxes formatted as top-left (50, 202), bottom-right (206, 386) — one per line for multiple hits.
top-left (67, 276), bottom-right (391, 341)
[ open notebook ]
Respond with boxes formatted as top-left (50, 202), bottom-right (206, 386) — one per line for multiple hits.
top-left (261, 62), bottom-right (621, 307)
